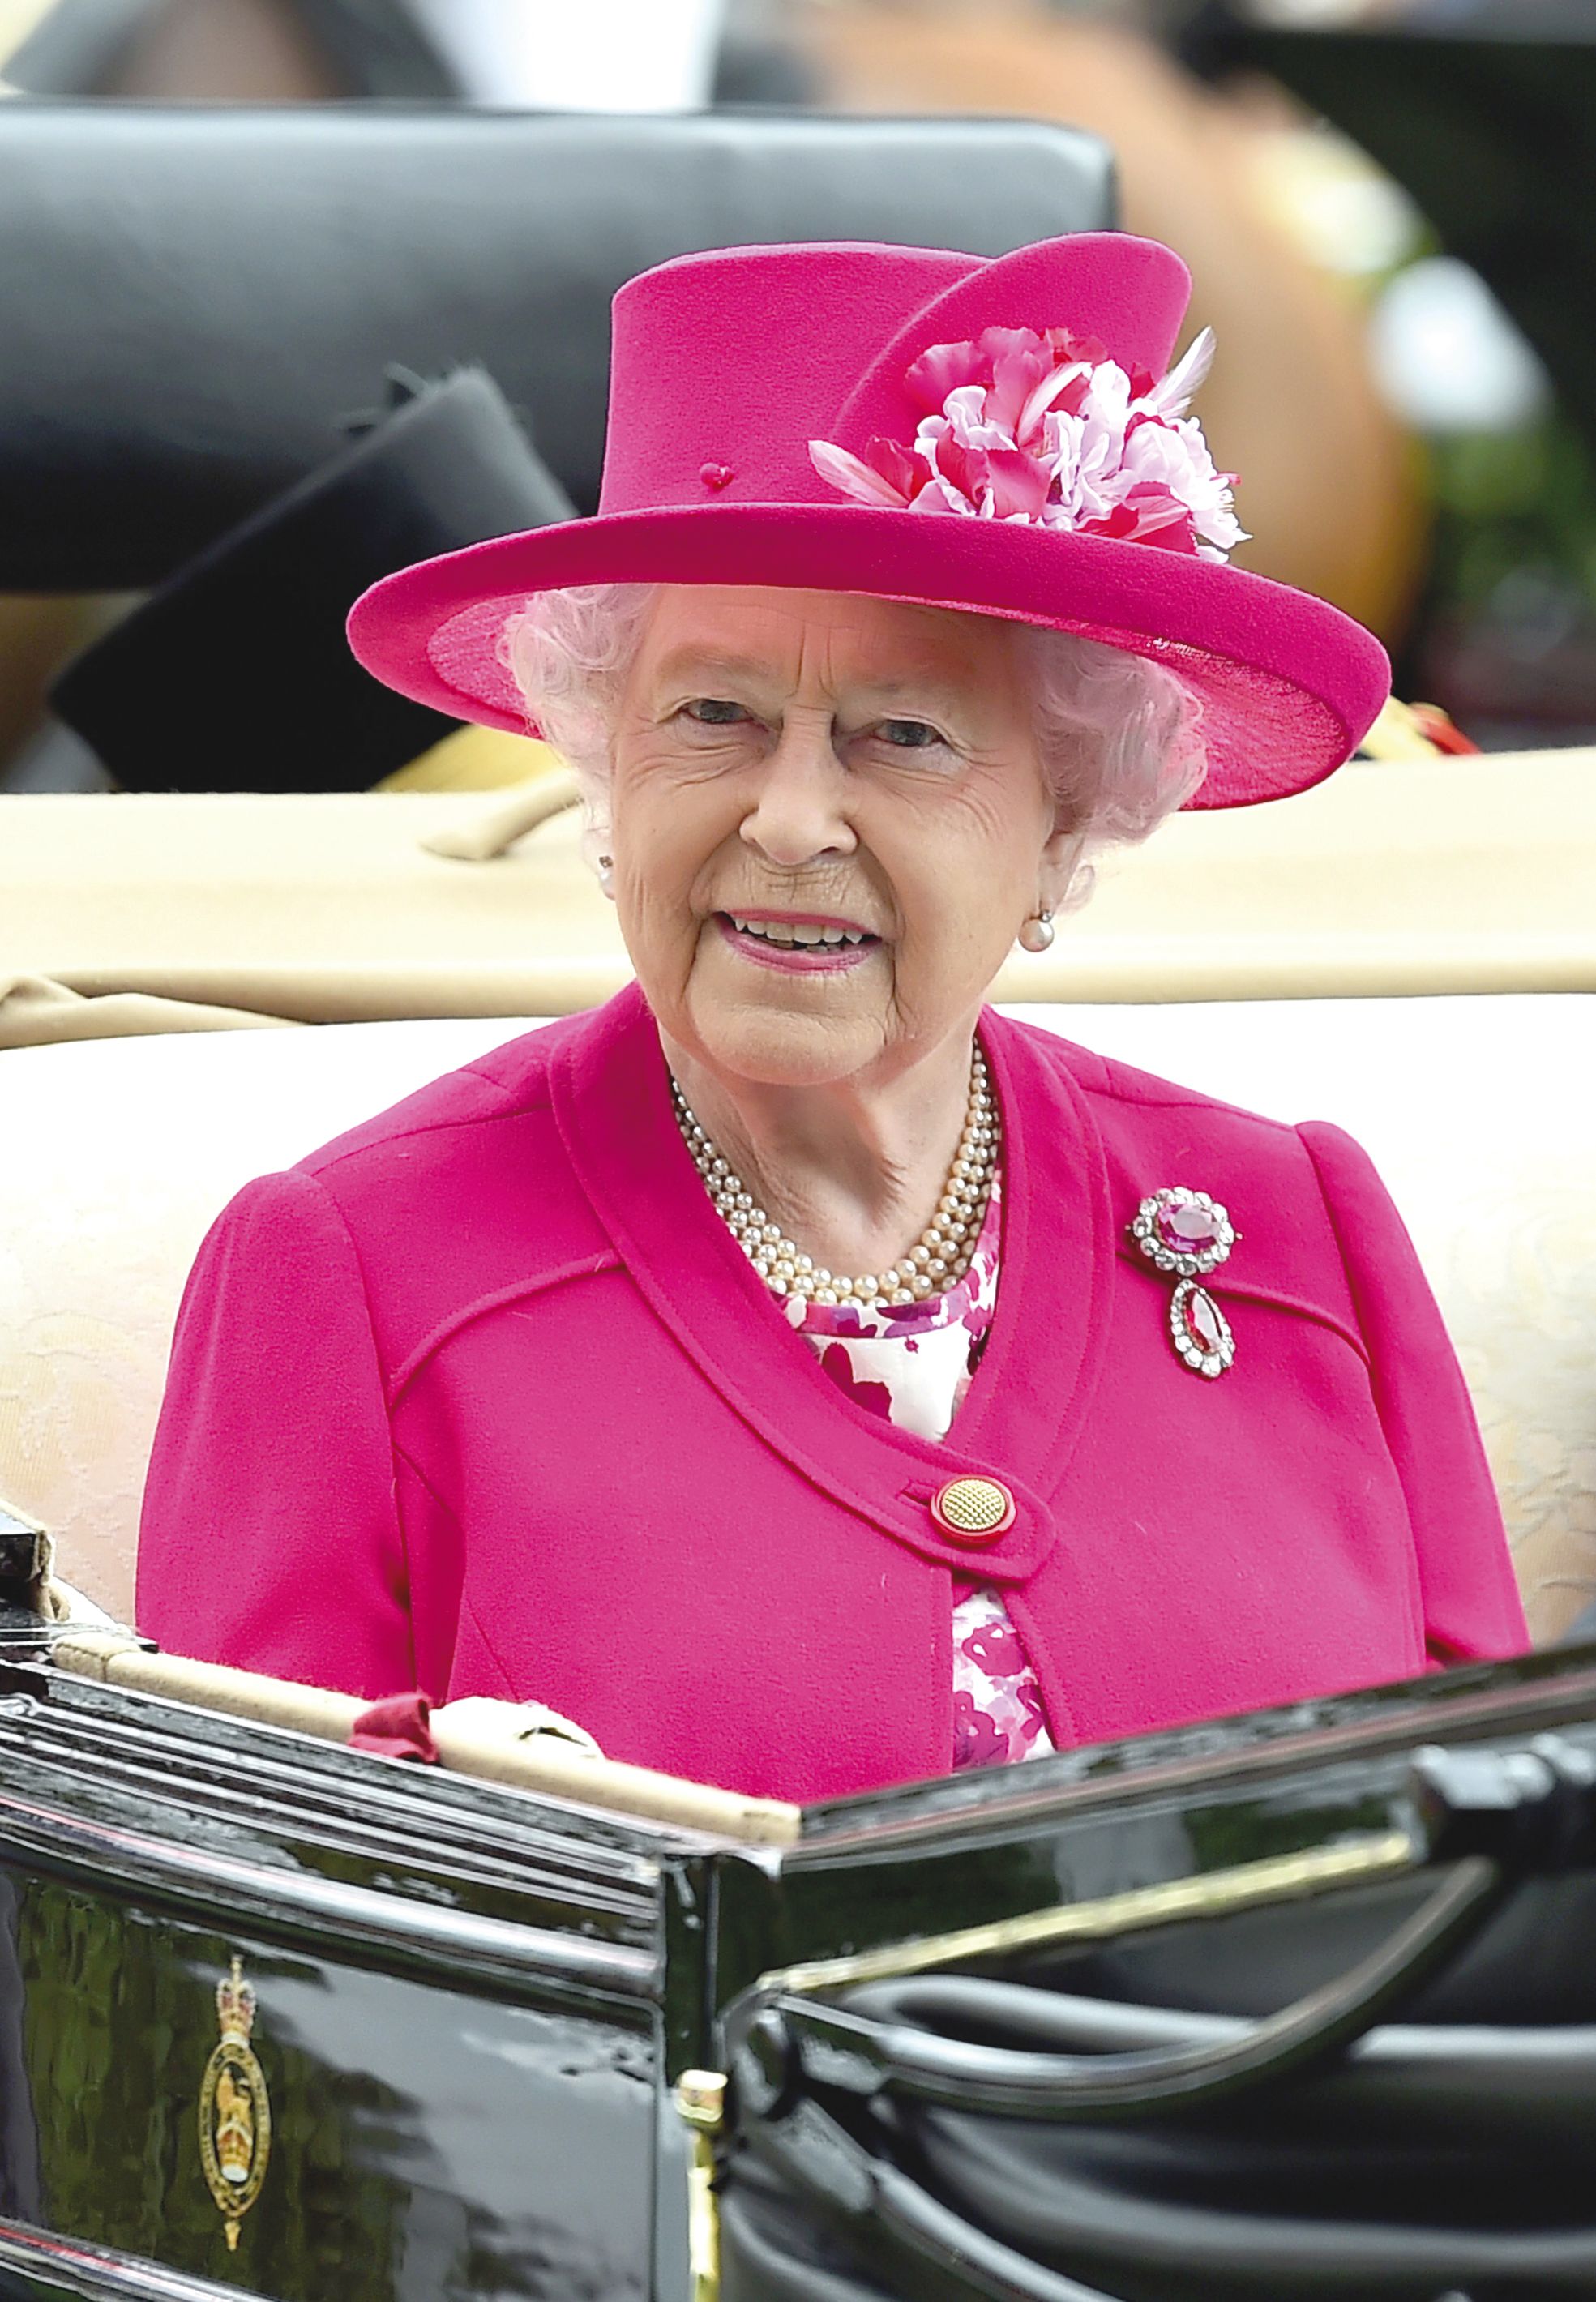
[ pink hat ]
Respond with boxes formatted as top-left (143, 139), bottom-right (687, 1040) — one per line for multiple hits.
top-left (348, 233), bottom-right (1390, 807)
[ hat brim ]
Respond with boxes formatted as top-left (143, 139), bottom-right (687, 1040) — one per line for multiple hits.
top-left (347, 502), bottom-right (1390, 809)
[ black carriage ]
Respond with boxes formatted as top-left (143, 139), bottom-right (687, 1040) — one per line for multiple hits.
top-left (2, 1508), bottom-right (1594, 2302)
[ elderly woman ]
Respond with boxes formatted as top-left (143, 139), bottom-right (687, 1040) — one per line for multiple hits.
top-left (137, 232), bottom-right (1526, 1799)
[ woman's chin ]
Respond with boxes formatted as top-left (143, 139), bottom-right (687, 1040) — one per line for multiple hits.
top-left (686, 999), bottom-right (884, 1091)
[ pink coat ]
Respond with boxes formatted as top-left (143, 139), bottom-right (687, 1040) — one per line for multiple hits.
top-left (137, 986), bottom-right (1527, 1803)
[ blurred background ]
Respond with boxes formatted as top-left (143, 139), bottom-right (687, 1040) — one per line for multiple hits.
top-left (1, 0), bottom-right (1594, 790)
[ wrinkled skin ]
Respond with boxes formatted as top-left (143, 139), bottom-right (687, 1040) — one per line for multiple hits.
top-left (604, 585), bottom-right (1080, 1277)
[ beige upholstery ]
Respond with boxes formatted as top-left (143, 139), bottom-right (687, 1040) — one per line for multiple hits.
top-left (2, 749), bottom-right (1594, 1038)
top-left (2, 1000), bottom-right (1590, 1645)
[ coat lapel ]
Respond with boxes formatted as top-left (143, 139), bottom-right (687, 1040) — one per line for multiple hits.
top-left (551, 988), bottom-right (1112, 1583)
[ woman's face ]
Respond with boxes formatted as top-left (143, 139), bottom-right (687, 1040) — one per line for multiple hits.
top-left (605, 585), bottom-right (1076, 1091)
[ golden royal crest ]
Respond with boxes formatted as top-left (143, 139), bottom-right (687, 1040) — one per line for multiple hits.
top-left (198, 1958), bottom-right (272, 2251)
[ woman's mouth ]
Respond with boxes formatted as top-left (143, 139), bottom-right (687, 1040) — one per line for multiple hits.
top-left (716, 912), bottom-right (881, 973)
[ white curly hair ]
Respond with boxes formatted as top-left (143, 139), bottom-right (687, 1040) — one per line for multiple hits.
top-left (500, 584), bottom-right (1206, 908)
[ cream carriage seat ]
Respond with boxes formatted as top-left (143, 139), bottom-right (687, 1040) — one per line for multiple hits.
top-left (1, 998), bottom-right (1591, 1642)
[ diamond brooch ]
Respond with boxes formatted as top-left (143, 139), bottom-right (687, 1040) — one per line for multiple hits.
top-left (1130, 1187), bottom-right (1238, 1380)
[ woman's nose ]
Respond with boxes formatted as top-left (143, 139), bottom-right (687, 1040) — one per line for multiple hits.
top-left (739, 722), bottom-right (855, 867)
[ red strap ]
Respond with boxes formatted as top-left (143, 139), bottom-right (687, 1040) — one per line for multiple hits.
top-left (1408, 702), bottom-right (1482, 755)
top-left (349, 1690), bottom-right (439, 1764)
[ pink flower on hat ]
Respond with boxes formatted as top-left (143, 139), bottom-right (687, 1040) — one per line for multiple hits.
top-left (809, 324), bottom-right (1246, 563)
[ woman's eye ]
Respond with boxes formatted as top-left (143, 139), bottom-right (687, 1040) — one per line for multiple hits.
top-left (875, 718), bottom-right (945, 751)
top-left (682, 698), bottom-right (750, 726)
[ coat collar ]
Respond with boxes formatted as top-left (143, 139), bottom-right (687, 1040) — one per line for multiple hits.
top-left (550, 986), bottom-right (1113, 1582)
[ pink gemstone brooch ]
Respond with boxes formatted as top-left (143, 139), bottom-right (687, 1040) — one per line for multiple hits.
top-left (1130, 1187), bottom-right (1237, 1380)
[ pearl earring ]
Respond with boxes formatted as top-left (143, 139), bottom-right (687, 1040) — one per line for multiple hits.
top-left (1018, 908), bottom-right (1055, 953)
top-left (597, 853), bottom-right (615, 894)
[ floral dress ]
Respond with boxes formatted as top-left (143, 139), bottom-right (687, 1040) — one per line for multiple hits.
top-left (781, 1175), bottom-right (1056, 1770)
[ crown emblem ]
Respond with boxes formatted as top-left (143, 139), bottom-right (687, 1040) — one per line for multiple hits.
top-left (215, 1959), bottom-right (256, 2046)
top-left (199, 1957), bottom-right (272, 2250)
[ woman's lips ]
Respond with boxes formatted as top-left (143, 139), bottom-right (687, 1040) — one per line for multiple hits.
top-left (714, 912), bottom-right (879, 973)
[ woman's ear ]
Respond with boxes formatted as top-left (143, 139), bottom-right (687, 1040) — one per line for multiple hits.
top-left (1038, 819), bottom-right (1089, 917)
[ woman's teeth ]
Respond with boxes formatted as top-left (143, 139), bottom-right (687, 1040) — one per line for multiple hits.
top-left (726, 914), bottom-right (871, 948)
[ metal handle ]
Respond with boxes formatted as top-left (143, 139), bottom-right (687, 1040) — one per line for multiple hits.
top-left (758, 1855), bottom-right (1497, 2123)
top-left (726, 1856), bottom-right (1503, 2302)
top-left (721, 1740), bottom-right (1596, 2302)
top-left (734, 1736), bottom-right (1596, 2124)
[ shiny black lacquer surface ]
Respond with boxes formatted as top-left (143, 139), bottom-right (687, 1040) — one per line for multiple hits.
top-left (11, 1888), bottom-right (656, 2300)
top-left (2, 1638), bottom-right (1594, 2298)
top-left (705, 1645), bottom-right (1596, 2025)
top-left (0, 1667), bottom-right (663, 1995)
top-left (0, 1649), bottom-right (690, 2300)
top-left (0, 2220), bottom-right (250, 2300)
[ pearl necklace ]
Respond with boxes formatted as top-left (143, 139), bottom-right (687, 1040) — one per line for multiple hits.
top-left (670, 1048), bottom-right (1000, 1311)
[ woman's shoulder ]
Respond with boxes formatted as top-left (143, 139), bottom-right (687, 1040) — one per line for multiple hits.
top-left (995, 1011), bottom-right (1388, 1315)
top-left (999, 1009), bottom-right (1318, 1158)
top-left (193, 1014), bottom-right (615, 1371)
top-left (292, 1014), bottom-right (577, 1181)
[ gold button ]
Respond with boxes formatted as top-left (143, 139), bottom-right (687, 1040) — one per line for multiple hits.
top-left (930, 1476), bottom-right (1016, 1544)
